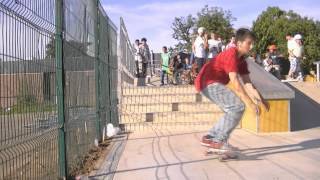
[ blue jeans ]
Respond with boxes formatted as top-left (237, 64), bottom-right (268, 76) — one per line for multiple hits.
top-left (173, 68), bottom-right (184, 84)
top-left (161, 70), bottom-right (168, 85)
top-left (195, 57), bottom-right (205, 72)
top-left (201, 83), bottom-right (245, 142)
top-left (289, 57), bottom-right (303, 78)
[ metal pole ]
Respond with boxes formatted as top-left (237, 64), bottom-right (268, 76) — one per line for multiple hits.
top-left (55, 0), bottom-right (67, 178)
top-left (95, 0), bottom-right (102, 143)
top-left (151, 50), bottom-right (154, 77)
top-left (317, 63), bottom-right (320, 82)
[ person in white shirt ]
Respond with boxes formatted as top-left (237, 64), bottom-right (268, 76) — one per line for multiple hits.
top-left (287, 34), bottom-right (295, 79)
top-left (192, 27), bottom-right (208, 72)
top-left (134, 39), bottom-right (141, 77)
top-left (207, 33), bottom-right (222, 60)
top-left (287, 34), bottom-right (304, 80)
top-left (226, 36), bottom-right (236, 50)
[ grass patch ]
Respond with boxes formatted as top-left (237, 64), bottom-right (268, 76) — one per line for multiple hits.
top-left (0, 103), bottom-right (57, 115)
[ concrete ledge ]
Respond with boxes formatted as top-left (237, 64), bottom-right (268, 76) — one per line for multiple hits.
top-left (240, 60), bottom-right (295, 133)
top-left (247, 60), bottom-right (295, 100)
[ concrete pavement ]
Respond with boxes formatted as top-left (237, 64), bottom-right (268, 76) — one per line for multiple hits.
top-left (91, 127), bottom-right (320, 180)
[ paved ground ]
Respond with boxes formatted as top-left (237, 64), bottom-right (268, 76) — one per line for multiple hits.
top-left (91, 127), bottom-right (320, 180)
top-left (289, 82), bottom-right (320, 103)
top-left (89, 82), bottom-right (320, 180)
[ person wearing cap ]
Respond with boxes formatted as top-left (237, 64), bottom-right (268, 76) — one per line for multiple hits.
top-left (192, 27), bottom-right (208, 72)
top-left (267, 45), bottom-right (281, 79)
top-left (293, 34), bottom-right (304, 81)
top-left (288, 34), bottom-right (304, 80)
top-left (262, 46), bottom-right (281, 79)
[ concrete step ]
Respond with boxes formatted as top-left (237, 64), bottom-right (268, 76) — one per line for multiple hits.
top-left (122, 85), bottom-right (196, 96)
top-left (120, 111), bottom-right (223, 124)
top-left (121, 93), bottom-right (211, 104)
top-left (120, 102), bottom-right (221, 114)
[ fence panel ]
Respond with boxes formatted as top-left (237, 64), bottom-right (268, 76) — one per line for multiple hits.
top-left (0, 0), bottom-right (118, 179)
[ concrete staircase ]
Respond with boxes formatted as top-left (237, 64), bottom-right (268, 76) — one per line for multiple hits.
top-left (119, 85), bottom-right (224, 131)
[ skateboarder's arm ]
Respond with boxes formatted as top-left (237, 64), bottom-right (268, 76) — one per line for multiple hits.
top-left (241, 74), bottom-right (270, 111)
top-left (229, 72), bottom-right (257, 112)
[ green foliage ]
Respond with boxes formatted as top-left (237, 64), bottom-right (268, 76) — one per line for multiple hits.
top-left (17, 82), bottom-right (37, 106)
top-left (0, 82), bottom-right (57, 115)
top-left (46, 37), bottom-right (92, 58)
top-left (197, 5), bottom-right (235, 41)
top-left (0, 100), bottom-right (56, 115)
top-left (171, 5), bottom-right (235, 51)
top-left (171, 15), bottom-right (196, 51)
top-left (252, 7), bottom-right (320, 73)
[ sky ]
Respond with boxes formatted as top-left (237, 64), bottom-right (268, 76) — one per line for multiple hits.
top-left (102, 0), bottom-right (320, 52)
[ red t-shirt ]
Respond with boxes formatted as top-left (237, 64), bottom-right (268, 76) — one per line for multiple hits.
top-left (195, 47), bottom-right (250, 92)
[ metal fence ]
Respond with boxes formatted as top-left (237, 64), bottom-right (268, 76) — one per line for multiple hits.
top-left (0, 0), bottom-right (118, 179)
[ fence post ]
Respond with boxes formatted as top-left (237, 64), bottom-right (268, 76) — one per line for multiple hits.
top-left (95, 0), bottom-right (102, 142)
top-left (55, 0), bottom-right (67, 178)
top-left (94, 0), bottom-right (102, 143)
top-left (106, 17), bottom-right (114, 126)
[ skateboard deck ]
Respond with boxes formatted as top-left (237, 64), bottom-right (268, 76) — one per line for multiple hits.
top-left (281, 79), bottom-right (299, 82)
top-left (204, 147), bottom-right (239, 162)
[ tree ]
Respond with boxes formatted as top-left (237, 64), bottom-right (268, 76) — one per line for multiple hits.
top-left (252, 7), bottom-right (320, 73)
top-left (196, 5), bottom-right (236, 41)
top-left (45, 37), bottom-right (91, 58)
top-left (171, 15), bottom-right (196, 51)
top-left (171, 5), bottom-right (236, 51)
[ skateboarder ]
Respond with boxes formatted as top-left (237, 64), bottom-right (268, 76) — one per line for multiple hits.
top-left (195, 28), bottom-right (269, 154)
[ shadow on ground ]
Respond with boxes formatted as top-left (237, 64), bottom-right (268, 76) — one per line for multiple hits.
top-left (89, 131), bottom-right (320, 179)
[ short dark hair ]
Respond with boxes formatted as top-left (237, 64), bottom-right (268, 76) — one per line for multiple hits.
top-left (235, 28), bottom-right (256, 43)
top-left (135, 39), bottom-right (140, 42)
top-left (163, 46), bottom-right (167, 49)
top-left (141, 37), bottom-right (147, 42)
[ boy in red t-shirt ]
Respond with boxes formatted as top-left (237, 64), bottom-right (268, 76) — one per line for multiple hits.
top-left (195, 28), bottom-right (269, 150)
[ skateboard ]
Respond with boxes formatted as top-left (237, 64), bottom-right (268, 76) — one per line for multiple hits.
top-left (281, 79), bottom-right (299, 82)
top-left (204, 147), bottom-right (239, 162)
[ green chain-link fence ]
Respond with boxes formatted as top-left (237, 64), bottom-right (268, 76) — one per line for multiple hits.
top-left (0, 0), bottom-right (118, 179)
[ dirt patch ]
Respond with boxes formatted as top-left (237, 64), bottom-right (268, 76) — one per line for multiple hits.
top-left (68, 139), bottom-right (112, 179)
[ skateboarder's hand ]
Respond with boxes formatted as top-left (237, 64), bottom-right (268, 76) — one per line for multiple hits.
top-left (249, 102), bottom-right (260, 115)
top-left (252, 98), bottom-right (270, 113)
top-left (261, 99), bottom-right (270, 112)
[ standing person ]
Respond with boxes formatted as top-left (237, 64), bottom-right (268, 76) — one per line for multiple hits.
top-left (160, 46), bottom-right (170, 86)
top-left (207, 33), bottom-right (222, 61)
top-left (171, 54), bottom-right (184, 85)
top-left (193, 27), bottom-right (208, 72)
top-left (134, 39), bottom-right (141, 77)
top-left (287, 34), bottom-right (296, 79)
top-left (292, 34), bottom-right (304, 81)
top-left (195, 28), bottom-right (269, 151)
top-left (267, 45), bottom-right (281, 79)
top-left (189, 36), bottom-right (196, 65)
top-left (218, 37), bottom-right (226, 52)
top-left (139, 38), bottom-right (150, 77)
top-left (226, 36), bottom-right (236, 50)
